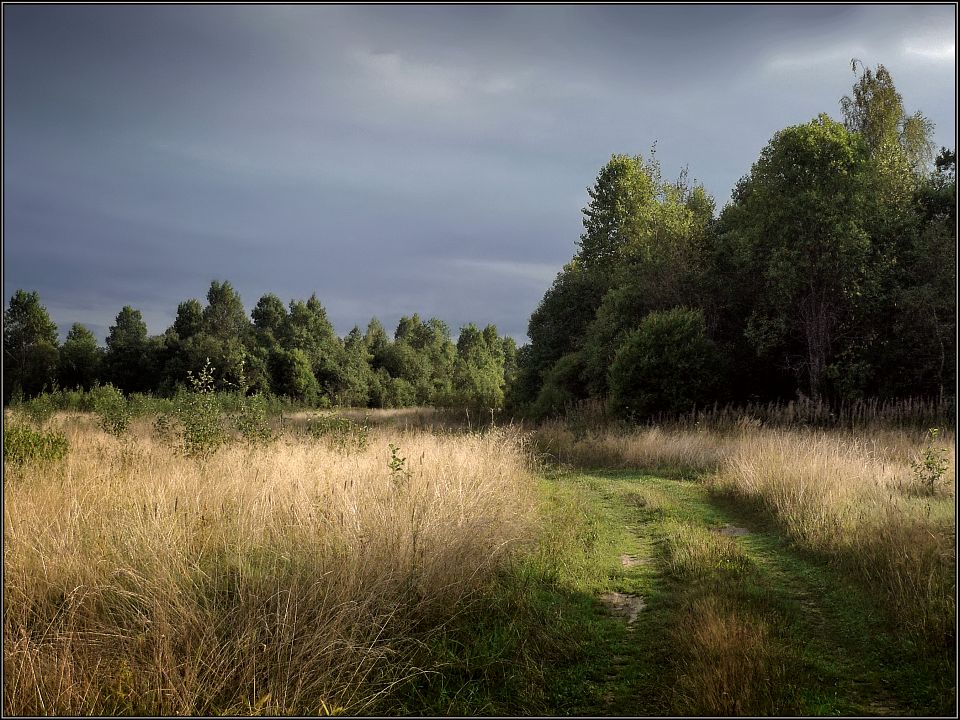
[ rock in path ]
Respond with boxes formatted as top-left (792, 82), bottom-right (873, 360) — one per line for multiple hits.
top-left (600, 591), bottom-right (645, 625)
top-left (712, 523), bottom-right (750, 537)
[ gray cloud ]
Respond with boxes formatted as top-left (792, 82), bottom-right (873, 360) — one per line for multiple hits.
top-left (4, 5), bottom-right (955, 343)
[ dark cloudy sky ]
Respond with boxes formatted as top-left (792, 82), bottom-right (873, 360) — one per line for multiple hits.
top-left (3, 5), bottom-right (956, 343)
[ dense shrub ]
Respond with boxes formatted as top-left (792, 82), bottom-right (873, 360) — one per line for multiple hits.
top-left (232, 393), bottom-right (275, 446)
top-left (4, 422), bottom-right (69, 465)
top-left (175, 360), bottom-right (227, 458)
top-left (92, 384), bottom-right (132, 437)
top-left (303, 411), bottom-right (369, 451)
top-left (609, 307), bottom-right (718, 420)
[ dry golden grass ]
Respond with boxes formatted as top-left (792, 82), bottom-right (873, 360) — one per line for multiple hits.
top-left (670, 596), bottom-right (789, 716)
top-left (537, 419), bottom-right (956, 646)
top-left (534, 420), bottom-right (729, 474)
top-left (3, 414), bottom-right (537, 715)
top-left (710, 428), bottom-right (956, 644)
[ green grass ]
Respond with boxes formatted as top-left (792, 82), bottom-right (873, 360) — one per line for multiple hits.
top-left (382, 468), bottom-right (955, 716)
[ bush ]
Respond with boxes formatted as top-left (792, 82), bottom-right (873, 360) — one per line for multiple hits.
top-left (532, 352), bottom-right (587, 419)
top-left (4, 422), bottom-right (69, 465)
top-left (304, 411), bottom-right (369, 451)
top-left (268, 348), bottom-right (321, 403)
top-left (911, 427), bottom-right (949, 494)
top-left (175, 360), bottom-right (227, 458)
top-left (232, 393), bottom-right (275, 446)
top-left (609, 307), bottom-right (718, 420)
top-left (93, 384), bottom-right (132, 437)
top-left (23, 394), bottom-right (57, 426)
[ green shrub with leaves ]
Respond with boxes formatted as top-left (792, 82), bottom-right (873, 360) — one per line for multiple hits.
top-left (232, 393), bottom-right (275, 446)
top-left (609, 307), bottom-right (719, 420)
top-left (910, 427), bottom-right (949, 494)
top-left (388, 442), bottom-right (410, 484)
top-left (304, 411), bottom-right (369, 451)
top-left (21, 393), bottom-right (57, 427)
top-left (153, 412), bottom-right (176, 443)
top-left (175, 359), bottom-right (227, 458)
top-left (4, 422), bottom-right (69, 466)
top-left (92, 384), bottom-right (132, 437)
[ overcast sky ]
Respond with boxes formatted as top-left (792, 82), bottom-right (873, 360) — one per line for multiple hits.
top-left (3, 4), bottom-right (956, 344)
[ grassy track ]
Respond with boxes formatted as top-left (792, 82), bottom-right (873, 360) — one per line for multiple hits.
top-left (392, 468), bottom-right (954, 716)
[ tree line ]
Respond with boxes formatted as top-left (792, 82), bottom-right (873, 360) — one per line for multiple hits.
top-left (512, 61), bottom-right (956, 419)
top-left (4, 62), bottom-right (955, 419)
top-left (3, 284), bottom-right (516, 410)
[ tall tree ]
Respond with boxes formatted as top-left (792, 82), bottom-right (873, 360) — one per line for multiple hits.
top-left (840, 60), bottom-right (935, 202)
top-left (202, 280), bottom-right (249, 341)
top-left (284, 294), bottom-right (345, 400)
top-left (726, 115), bottom-right (871, 401)
top-left (104, 306), bottom-right (153, 393)
top-left (339, 326), bottom-right (374, 406)
top-left (173, 299), bottom-right (204, 341)
top-left (58, 323), bottom-right (103, 391)
top-left (251, 293), bottom-right (287, 341)
top-left (879, 148), bottom-right (957, 398)
top-left (363, 318), bottom-right (390, 369)
top-left (577, 153), bottom-right (656, 270)
top-left (453, 323), bottom-right (506, 409)
top-left (3, 290), bottom-right (59, 401)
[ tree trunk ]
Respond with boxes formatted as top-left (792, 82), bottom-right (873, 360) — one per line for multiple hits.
top-left (801, 290), bottom-right (832, 404)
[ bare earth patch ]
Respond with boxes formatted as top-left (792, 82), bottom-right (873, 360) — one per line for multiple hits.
top-left (600, 592), bottom-right (646, 625)
top-left (712, 524), bottom-right (751, 537)
top-left (620, 554), bottom-right (646, 568)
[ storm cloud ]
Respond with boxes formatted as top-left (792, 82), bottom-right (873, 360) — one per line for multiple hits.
top-left (3, 5), bottom-right (955, 342)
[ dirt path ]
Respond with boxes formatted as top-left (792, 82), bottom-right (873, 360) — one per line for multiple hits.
top-left (543, 470), bottom-right (949, 716)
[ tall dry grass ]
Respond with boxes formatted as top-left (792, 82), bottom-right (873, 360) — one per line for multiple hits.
top-left (3, 415), bottom-right (537, 715)
top-left (534, 420), bottom-right (956, 645)
top-left (534, 420), bottom-right (730, 474)
top-left (710, 428), bottom-right (956, 644)
top-left (670, 596), bottom-right (792, 716)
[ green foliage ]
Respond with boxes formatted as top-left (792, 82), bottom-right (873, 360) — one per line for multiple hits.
top-left (93, 384), bottom-right (132, 437)
top-left (388, 443), bottom-right (410, 482)
top-left (453, 323), bottom-right (507, 410)
top-left (841, 60), bottom-right (934, 190)
top-left (268, 348), bottom-right (321, 402)
top-left (104, 306), bottom-right (154, 393)
top-left (4, 422), bottom-right (68, 466)
top-left (532, 352), bottom-right (587, 419)
top-left (251, 293), bottom-right (288, 337)
top-left (304, 411), bottom-right (369, 451)
top-left (58, 323), bottom-right (104, 391)
top-left (4, 280), bottom-right (515, 414)
top-left (609, 308), bottom-right (718, 419)
top-left (202, 280), bottom-right (250, 341)
top-left (910, 428), bottom-right (949, 494)
top-left (526, 262), bottom-right (607, 392)
top-left (727, 114), bottom-right (872, 400)
top-left (20, 393), bottom-right (57, 427)
top-left (175, 359), bottom-right (227, 458)
top-left (387, 376), bottom-right (417, 408)
top-left (337, 326), bottom-right (374, 406)
top-left (283, 294), bottom-right (344, 400)
top-left (173, 299), bottom-right (204, 340)
top-left (577, 153), bottom-right (656, 270)
top-left (232, 393), bottom-right (275, 446)
top-left (3, 289), bottom-right (59, 402)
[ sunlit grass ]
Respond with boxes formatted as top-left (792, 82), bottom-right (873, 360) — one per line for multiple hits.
top-left (3, 414), bottom-right (537, 715)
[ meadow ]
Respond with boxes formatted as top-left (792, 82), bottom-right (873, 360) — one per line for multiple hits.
top-left (3, 400), bottom-right (956, 715)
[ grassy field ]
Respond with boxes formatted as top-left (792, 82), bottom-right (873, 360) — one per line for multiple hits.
top-left (3, 409), bottom-right (956, 715)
